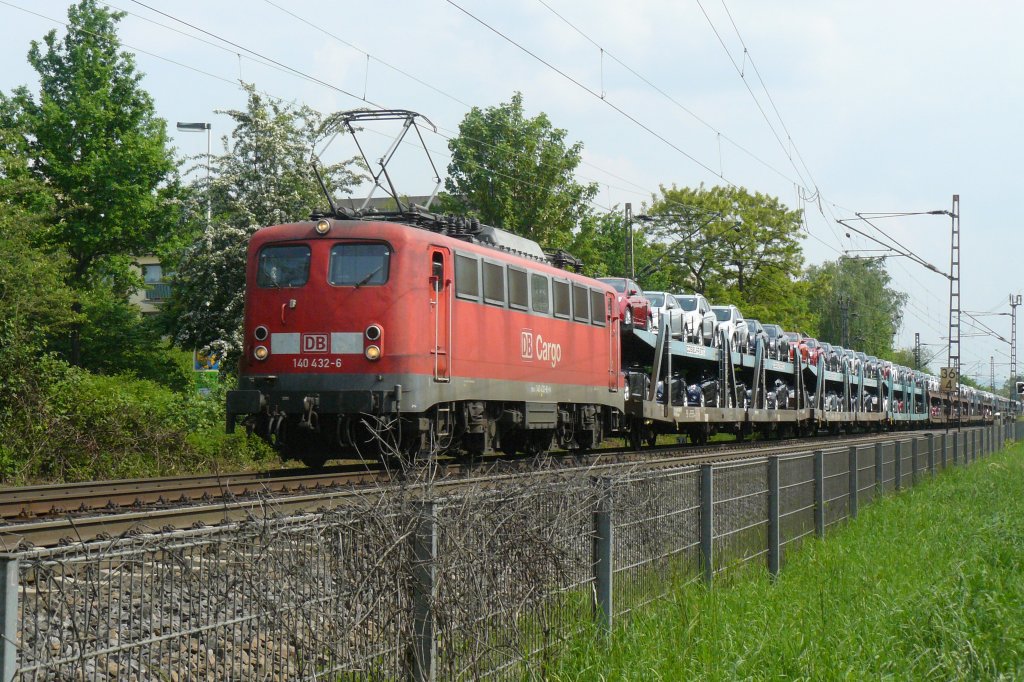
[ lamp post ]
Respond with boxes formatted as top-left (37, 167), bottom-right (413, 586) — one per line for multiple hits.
top-left (176, 121), bottom-right (212, 227)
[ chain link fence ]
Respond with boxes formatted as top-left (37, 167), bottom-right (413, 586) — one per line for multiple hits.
top-left (0, 424), bottom-right (1014, 680)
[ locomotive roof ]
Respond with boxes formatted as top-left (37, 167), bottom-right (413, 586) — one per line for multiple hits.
top-left (261, 205), bottom-right (584, 270)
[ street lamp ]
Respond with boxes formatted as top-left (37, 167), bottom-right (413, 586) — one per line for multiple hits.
top-left (176, 121), bottom-right (212, 227)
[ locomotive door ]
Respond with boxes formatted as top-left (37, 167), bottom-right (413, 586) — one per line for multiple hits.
top-left (607, 292), bottom-right (619, 391)
top-left (429, 247), bottom-right (451, 382)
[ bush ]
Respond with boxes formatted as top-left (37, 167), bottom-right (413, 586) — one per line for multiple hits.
top-left (0, 354), bottom-right (277, 484)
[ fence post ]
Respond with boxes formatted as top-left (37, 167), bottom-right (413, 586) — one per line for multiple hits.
top-left (874, 442), bottom-right (884, 495)
top-left (814, 450), bottom-right (825, 538)
top-left (411, 501), bottom-right (437, 682)
top-left (941, 433), bottom-right (948, 469)
top-left (911, 438), bottom-right (919, 486)
top-left (0, 557), bottom-right (17, 682)
top-left (768, 457), bottom-right (780, 578)
top-left (894, 440), bottom-right (903, 491)
top-left (952, 432), bottom-right (959, 465)
top-left (927, 433), bottom-right (936, 476)
top-left (700, 464), bottom-right (714, 585)
top-left (848, 446), bottom-right (858, 519)
top-left (593, 478), bottom-right (614, 636)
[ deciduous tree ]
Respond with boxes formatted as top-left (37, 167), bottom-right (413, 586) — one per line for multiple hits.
top-left (440, 92), bottom-right (598, 249)
top-left (3, 0), bottom-right (178, 365)
top-left (165, 85), bottom-right (361, 363)
top-left (804, 257), bottom-right (908, 357)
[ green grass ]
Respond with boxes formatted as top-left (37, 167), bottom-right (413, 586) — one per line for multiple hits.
top-left (551, 439), bottom-right (1024, 680)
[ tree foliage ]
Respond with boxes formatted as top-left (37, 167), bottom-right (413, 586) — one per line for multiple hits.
top-left (440, 92), bottom-right (598, 249)
top-left (643, 184), bottom-right (811, 331)
top-left (804, 257), bottom-right (908, 357)
top-left (2, 0), bottom-right (179, 365)
top-left (165, 85), bottom-right (361, 362)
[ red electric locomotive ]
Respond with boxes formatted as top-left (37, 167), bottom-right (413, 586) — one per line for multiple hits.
top-left (226, 211), bottom-right (624, 465)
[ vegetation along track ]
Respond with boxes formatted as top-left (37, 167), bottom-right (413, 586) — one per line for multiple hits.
top-left (0, 430), bottom-right (931, 549)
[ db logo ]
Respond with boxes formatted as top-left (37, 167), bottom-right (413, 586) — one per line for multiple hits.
top-left (302, 333), bottom-right (328, 353)
top-left (520, 330), bottom-right (534, 360)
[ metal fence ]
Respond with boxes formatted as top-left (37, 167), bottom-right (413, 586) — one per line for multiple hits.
top-left (0, 424), bottom-right (1014, 681)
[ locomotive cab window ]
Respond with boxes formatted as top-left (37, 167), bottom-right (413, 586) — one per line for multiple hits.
top-left (508, 267), bottom-right (528, 310)
top-left (257, 244), bottom-right (311, 288)
top-left (590, 289), bottom-right (606, 326)
top-left (455, 254), bottom-right (480, 300)
top-left (572, 283), bottom-right (590, 323)
top-left (328, 242), bottom-right (390, 286)
top-left (531, 274), bottom-right (549, 314)
top-left (483, 261), bottom-right (505, 306)
top-left (553, 280), bottom-right (571, 319)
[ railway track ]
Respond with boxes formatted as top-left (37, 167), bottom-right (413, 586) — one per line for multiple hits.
top-left (0, 430), bottom-right (937, 549)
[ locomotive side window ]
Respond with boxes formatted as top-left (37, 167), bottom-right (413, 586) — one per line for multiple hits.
top-left (482, 261), bottom-right (506, 306)
top-left (572, 283), bottom-right (590, 322)
top-left (531, 274), bottom-right (549, 314)
top-left (328, 243), bottom-right (390, 286)
top-left (508, 267), bottom-right (528, 310)
top-left (553, 280), bottom-right (571, 319)
top-left (590, 289), bottom-right (606, 326)
top-left (257, 244), bottom-right (311, 288)
top-left (455, 254), bottom-right (480, 300)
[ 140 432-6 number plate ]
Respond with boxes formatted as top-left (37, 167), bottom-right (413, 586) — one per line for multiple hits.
top-left (291, 357), bottom-right (342, 369)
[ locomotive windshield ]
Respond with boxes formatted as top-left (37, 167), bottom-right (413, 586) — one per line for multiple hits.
top-left (329, 243), bottom-right (391, 286)
top-left (257, 245), bottom-right (311, 288)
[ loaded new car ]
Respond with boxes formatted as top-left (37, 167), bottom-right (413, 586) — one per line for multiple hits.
top-left (644, 291), bottom-right (683, 337)
top-left (711, 304), bottom-right (749, 351)
top-left (597, 277), bottom-right (652, 331)
top-left (673, 293), bottom-right (717, 345)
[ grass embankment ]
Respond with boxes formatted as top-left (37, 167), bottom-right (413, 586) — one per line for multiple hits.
top-left (553, 438), bottom-right (1024, 680)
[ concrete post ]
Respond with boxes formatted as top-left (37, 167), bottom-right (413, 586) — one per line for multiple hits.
top-left (848, 446), bottom-right (859, 519)
top-left (814, 450), bottom-right (825, 538)
top-left (894, 440), bottom-right (903, 491)
top-left (768, 457), bottom-right (780, 578)
top-left (874, 442), bottom-right (884, 494)
top-left (0, 557), bottom-right (17, 682)
top-left (700, 464), bottom-right (714, 585)
top-left (411, 502), bottom-right (437, 682)
top-left (593, 478), bottom-right (614, 635)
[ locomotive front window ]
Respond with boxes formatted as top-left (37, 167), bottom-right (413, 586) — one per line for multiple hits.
top-left (257, 245), bottom-right (311, 288)
top-left (329, 243), bottom-right (390, 286)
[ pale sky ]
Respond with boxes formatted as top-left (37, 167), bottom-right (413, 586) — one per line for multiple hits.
top-left (1, 1), bottom-right (1020, 385)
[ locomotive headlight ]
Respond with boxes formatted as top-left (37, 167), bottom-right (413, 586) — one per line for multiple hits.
top-left (315, 219), bottom-right (331, 235)
top-left (254, 325), bottom-right (269, 341)
top-left (254, 345), bottom-right (269, 361)
top-left (364, 345), bottom-right (381, 361)
top-left (365, 324), bottom-right (382, 341)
